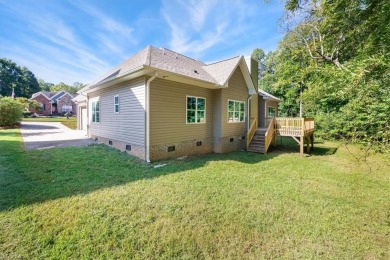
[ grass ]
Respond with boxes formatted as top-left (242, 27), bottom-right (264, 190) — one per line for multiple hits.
top-left (0, 129), bottom-right (389, 259)
top-left (23, 117), bottom-right (77, 130)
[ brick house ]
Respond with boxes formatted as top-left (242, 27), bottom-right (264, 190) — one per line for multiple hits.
top-left (30, 91), bottom-right (78, 116)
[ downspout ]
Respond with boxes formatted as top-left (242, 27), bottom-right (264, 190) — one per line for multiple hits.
top-left (247, 95), bottom-right (253, 131)
top-left (145, 71), bottom-right (158, 162)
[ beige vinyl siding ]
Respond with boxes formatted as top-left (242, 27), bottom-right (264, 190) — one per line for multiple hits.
top-left (150, 78), bottom-right (213, 145)
top-left (88, 77), bottom-right (145, 146)
top-left (212, 89), bottom-right (223, 138)
top-left (250, 93), bottom-right (258, 127)
top-left (221, 67), bottom-right (249, 137)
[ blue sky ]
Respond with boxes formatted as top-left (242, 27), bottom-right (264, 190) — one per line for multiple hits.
top-left (0, 0), bottom-right (285, 85)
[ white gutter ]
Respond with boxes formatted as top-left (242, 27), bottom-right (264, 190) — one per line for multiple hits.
top-left (145, 71), bottom-right (158, 162)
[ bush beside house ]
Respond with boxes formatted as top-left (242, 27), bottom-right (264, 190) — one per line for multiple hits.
top-left (0, 97), bottom-right (24, 127)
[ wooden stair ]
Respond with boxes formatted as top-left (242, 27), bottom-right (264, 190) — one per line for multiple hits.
top-left (247, 128), bottom-right (267, 153)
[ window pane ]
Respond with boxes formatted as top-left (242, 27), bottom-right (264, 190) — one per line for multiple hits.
top-left (115, 96), bottom-right (119, 104)
top-left (228, 101), bottom-right (234, 112)
top-left (234, 101), bottom-right (240, 111)
top-left (228, 112), bottom-right (234, 122)
top-left (239, 112), bottom-right (245, 122)
top-left (197, 111), bottom-right (205, 123)
top-left (115, 105), bottom-right (119, 113)
top-left (240, 102), bottom-right (244, 112)
top-left (96, 101), bottom-right (100, 112)
top-left (187, 110), bottom-right (195, 123)
top-left (197, 98), bottom-right (205, 110)
top-left (92, 111), bottom-right (96, 122)
top-left (187, 97), bottom-right (196, 110)
top-left (234, 112), bottom-right (239, 122)
top-left (96, 112), bottom-right (100, 122)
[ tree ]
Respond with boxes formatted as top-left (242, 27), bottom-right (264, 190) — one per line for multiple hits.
top-left (258, 0), bottom-right (390, 149)
top-left (38, 79), bottom-right (54, 91)
top-left (50, 82), bottom-right (85, 93)
top-left (0, 59), bottom-right (40, 98)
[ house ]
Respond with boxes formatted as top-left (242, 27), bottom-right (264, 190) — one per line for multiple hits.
top-left (76, 46), bottom-right (314, 161)
top-left (30, 91), bottom-right (77, 116)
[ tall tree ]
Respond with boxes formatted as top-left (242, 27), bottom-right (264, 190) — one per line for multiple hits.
top-left (259, 0), bottom-right (390, 148)
top-left (50, 82), bottom-right (85, 93)
top-left (0, 59), bottom-right (40, 98)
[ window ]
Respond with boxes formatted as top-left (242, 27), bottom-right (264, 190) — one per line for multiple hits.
top-left (268, 106), bottom-right (276, 118)
top-left (186, 96), bottom-right (206, 124)
top-left (40, 103), bottom-right (45, 111)
top-left (63, 105), bottom-right (72, 113)
top-left (228, 100), bottom-right (245, 122)
top-left (114, 95), bottom-right (119, 113)
top-left (92, 101), bottom-right (100, 123)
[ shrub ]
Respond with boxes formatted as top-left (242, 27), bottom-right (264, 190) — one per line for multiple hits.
top-left (0, 97), bottom-right (24, 127)
top-left (23, 111), bottom-right (33, 118)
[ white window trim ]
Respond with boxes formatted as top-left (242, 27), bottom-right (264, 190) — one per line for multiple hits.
top-left (90, 98), bottom-right (100, 124)
top-left (186, 95), bottom-right (206, 124)
top-left (227, 99), bottom-right (246, 123)
top-left (114, 95), bottom-right (120, 114)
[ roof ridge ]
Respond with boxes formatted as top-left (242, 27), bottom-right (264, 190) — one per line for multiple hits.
top-left (154, 46), bottom-right (205, 65)
top-left (205, 55), bottom-right (241, 66)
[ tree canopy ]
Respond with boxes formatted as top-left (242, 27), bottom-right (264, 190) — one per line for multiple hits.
top-left (0, 59), bottom-right (40, 98)
top-left (255, 0), bottom-right (390, 149)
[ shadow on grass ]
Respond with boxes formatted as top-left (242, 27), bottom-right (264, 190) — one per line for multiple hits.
top-left (0, 134), bottom-right (278, 212)
top-left (267, 136), bottom-right (338, 156)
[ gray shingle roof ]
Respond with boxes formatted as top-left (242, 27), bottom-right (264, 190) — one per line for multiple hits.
top-left (31, 90), bottom-right (78, 102)
top-left (88, 46), bottom-right (245, 87)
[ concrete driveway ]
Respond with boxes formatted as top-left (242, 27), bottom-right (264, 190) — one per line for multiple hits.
top-left (21, 121), bottom-right (97, 150)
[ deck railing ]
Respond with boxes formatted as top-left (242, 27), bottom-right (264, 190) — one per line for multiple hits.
top-left (247, 118), bottom-right (257, 148)
top-left (264, 118), bottom-right (275, 152)
top-left (274, 117), bottom-right (315, 137)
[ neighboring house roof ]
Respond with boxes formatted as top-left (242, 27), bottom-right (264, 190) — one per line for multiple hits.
top-left (79, 46), bottom-right (258, 94)
top-left (31, 91), bottom-right (78, 103)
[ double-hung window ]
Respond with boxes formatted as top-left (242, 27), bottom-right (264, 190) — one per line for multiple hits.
top-left (114, 95), bottom-right (119, 113)
top-left (92, 101), bottom-right (100, 123)
top-left (268, 106), bottom-right (276, 118)
top-left (228, 100), bottom-right (245, 122)
top-left (186, 96), bottom-right (206, 124)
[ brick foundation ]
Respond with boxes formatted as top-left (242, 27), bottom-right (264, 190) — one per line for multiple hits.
top-left (90, 135), bottom-right (145, 160)
top-left (150, 135), bottom-right (246, 161)
top-left (90, 135), bottom-right (246, 162)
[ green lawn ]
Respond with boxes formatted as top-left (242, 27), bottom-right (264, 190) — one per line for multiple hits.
top-left (1, 129), bottom-right (389, 259)
top-left (23, 117), bottom-right (77, 130)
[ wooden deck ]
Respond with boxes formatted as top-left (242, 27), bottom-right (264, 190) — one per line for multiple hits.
top-left (247, 117), bottom-right (315, 156)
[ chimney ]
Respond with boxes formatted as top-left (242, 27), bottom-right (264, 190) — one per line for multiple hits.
top-left (244, 56), bottom-right (259, 91)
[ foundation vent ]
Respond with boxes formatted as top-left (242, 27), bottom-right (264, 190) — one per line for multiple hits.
top-left (196, 141), bottom-right (202, 146)
top-left (230, 138), bottom-right (234, 142)
top-left (126, 145), bottom-right (131, 151)
top-left (109, 140), bottom-right (113, 145)
top-left (240, 136), bottom-right (246, 140)
top-left (167, 146), bottom-right (175, 152)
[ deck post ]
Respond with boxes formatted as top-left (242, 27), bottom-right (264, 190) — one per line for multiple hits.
top-left (300, 136), bottom-right (304, 156)
top-left (306, 135), bottom-right (311, 153)
top-left (311, 133), bottom-right (314, 149)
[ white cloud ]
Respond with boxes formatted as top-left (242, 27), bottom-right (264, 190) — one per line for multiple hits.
top-left (161, 0), bottom-right (257, 58)
top-left (69, 1), bottom-right (135, 57)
